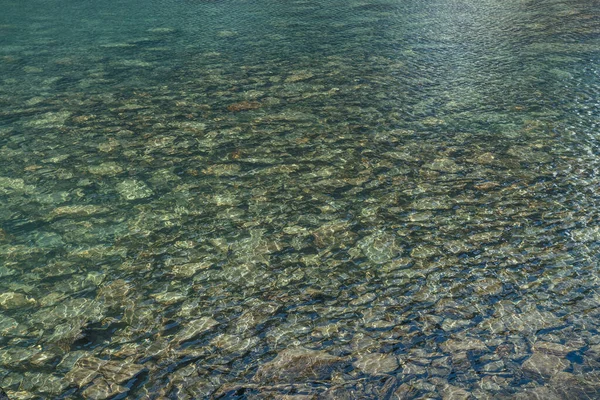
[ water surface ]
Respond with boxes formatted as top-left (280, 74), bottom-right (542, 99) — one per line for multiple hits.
top-left (1, 0), bottom-right (600, 398)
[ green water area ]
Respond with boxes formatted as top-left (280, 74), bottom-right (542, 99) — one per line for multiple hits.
top-left (0, 0), bottom-right (600, 398)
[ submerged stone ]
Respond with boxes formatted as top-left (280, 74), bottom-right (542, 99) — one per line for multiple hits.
top-left (173, 317), bottom-right (219, 344)
top-left (0, 177), bottom-right (35, 195)
top-left (253, 348), bottom-right (347, 383)
top-left (441, 337), bottom-right (487, 353)
top-left (227, 101), bottom-right (261, 112)
top-left (424, 158), bottom-right (462, 173)
top-left (98, 361), bottom-right (145, 384)
top-left (116, 179), bottom-right (153, 200)
top-left (514, 386), bottom-right (562, 400)
top-left (81, 378), bottom-right (127, 400)
top-left (437, 383), bottom-right (471, 400)
top-left (0, 292), bottom-right (36, 310)
top-left (549, 372), bottom-right (600, 398)
top-left (285, 71), bottom-right (314, 82)
top-left (358, 231), bottom-right (401, 264)
top-left (202, 164), bottom-right (241, 176)
top-left (353, 353), bottom-right (399, 375)
top-left (20, 372), bottom-right (68, 395)
top-left (533, 341), bottom-right (579, 358)
top-left (312, 221), bottom-right (353, 248)
top-left (88, 162), bottom-right (123, 176)
top-left (521, 352), bottom-right (569, 380)
top-left (25, 111), bottom-right (71, 128)
top-left (66, 356), bottom-right (145, 391)
top-left (48, 205), bottom-right (109, 219)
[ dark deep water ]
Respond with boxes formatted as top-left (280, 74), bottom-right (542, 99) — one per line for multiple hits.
top-left (1, 0), bottom-right (600, 398)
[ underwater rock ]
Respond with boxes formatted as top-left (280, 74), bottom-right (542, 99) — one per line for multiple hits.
top-left (0, 347), bottom-right (42, 368)
top-left (352, 353), bottom-right (399, 375)
top-left (20, 371), bottom-right (68, 395)
top-left (65, 357), bottom-right (104, 388)
top-left (349, 292), bottom-right (377, 307)
top-left (0, 292), bottom-right (36, 310)
top-left (0, 315), bottom-right (19, 335)
top-left (0, 177), bottom-right (35, 195)
top-left (32, 298), bottom-right (105, 329)
top-left (29, 352), bottom-right (60, 368)
top-left (147, 27), bottom-right (177, 34)
top-left (533, 341), bottom-right (579, 358)
top-left (437, 382), bottom-right (471, 400)
top-left (88, 162), bottom-right (123, 176)
top-left (358, 231), bottom-right (400, 264)
top-left (388, 383), bottom-right (419, 399)
top-left (485, 309), bottom-right (560, 335)
top-left (151, 291), bottom-right (187, 305)
top-left (471, 277), bottom-right (503, 296)
top-left (521, 352), bottom-right (569, 380)
top-left (507, 146), bottom-right (552, 163)
top-left (235, 301), bottom-right (281, 334)
top-left (411, 196), bottom-right (453, 210)
top-left (116, 179), bottom-right (153, 200)
top-left (570, 226), bottom-right (600, 243)
top-left (449, 352), bottom-right (471, 373)
top-left (171, 121), bottom-right (206, 133)
top-left (441, 337), bottom-right (487, 353)
top-left (32, 231), bottom-right (64, 248)
top-left (56, 351), bottom-right (88, 373)
top-left (217, 30), bottom-right (238, 38)
top-left (424, 158), bottom-right (462, 174)
top-left (312, 221), bottom-right (353, 248)
top-left (285, 71), bottom-right (314, 83)
top-left (514, 386), bottom-right (562, 400)
top-left (420, 116), bottom-right (445, 126)
top-left (549, 372), bottom-right (600, 398)
top-left (97, 279), bottom-right (131, 306)
top-left (170, 262), bottom-right (211, 278)
top-left (443, 240), bottom-right (473, 255)
top-left (227, 101), bottom-right (261, 112)
top-left (24, 111), bottom-right (71, 128)
top-left (319, 386), bottom-right (359, 400)
top-left (48, 205), bottom-right (109, 219)
top-left (253, 347), bottom-right (347, 384)
top-left (474, 181), bottom-right (499, 190)
top-left (0, 1), bottom-right (599, 398)
top-left (202, 163), bottom-right (241, 176)
top-left (473, 152), bottom-right (496, 165)
top-left (99, 361), bottom-right (146, 384)
top-left (172, 317), bottom-right (219, 344)
top-left (210, 334), bottom-right (259, 354)
top-left (81, 377), bottom-right (127, 400)
top-left (410, 244), bottom-right (441, 259)
top-left (66, 356), bottom-right (145, 390)
top-left (469, 230), bottom-right (503, 244)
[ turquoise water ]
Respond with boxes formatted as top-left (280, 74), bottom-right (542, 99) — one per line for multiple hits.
top-left (1, 0), bottom-right (600, 398)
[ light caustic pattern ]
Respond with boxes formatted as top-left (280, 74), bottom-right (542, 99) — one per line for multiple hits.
top-left (0, 0), bottom-right (599, 398)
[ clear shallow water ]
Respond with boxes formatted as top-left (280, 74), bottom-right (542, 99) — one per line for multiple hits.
top-left (1, 0), bottom-right (600, 398)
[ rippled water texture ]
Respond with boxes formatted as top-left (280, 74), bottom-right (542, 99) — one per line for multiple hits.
top-left (1, 0), bottom-right (600, 398)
